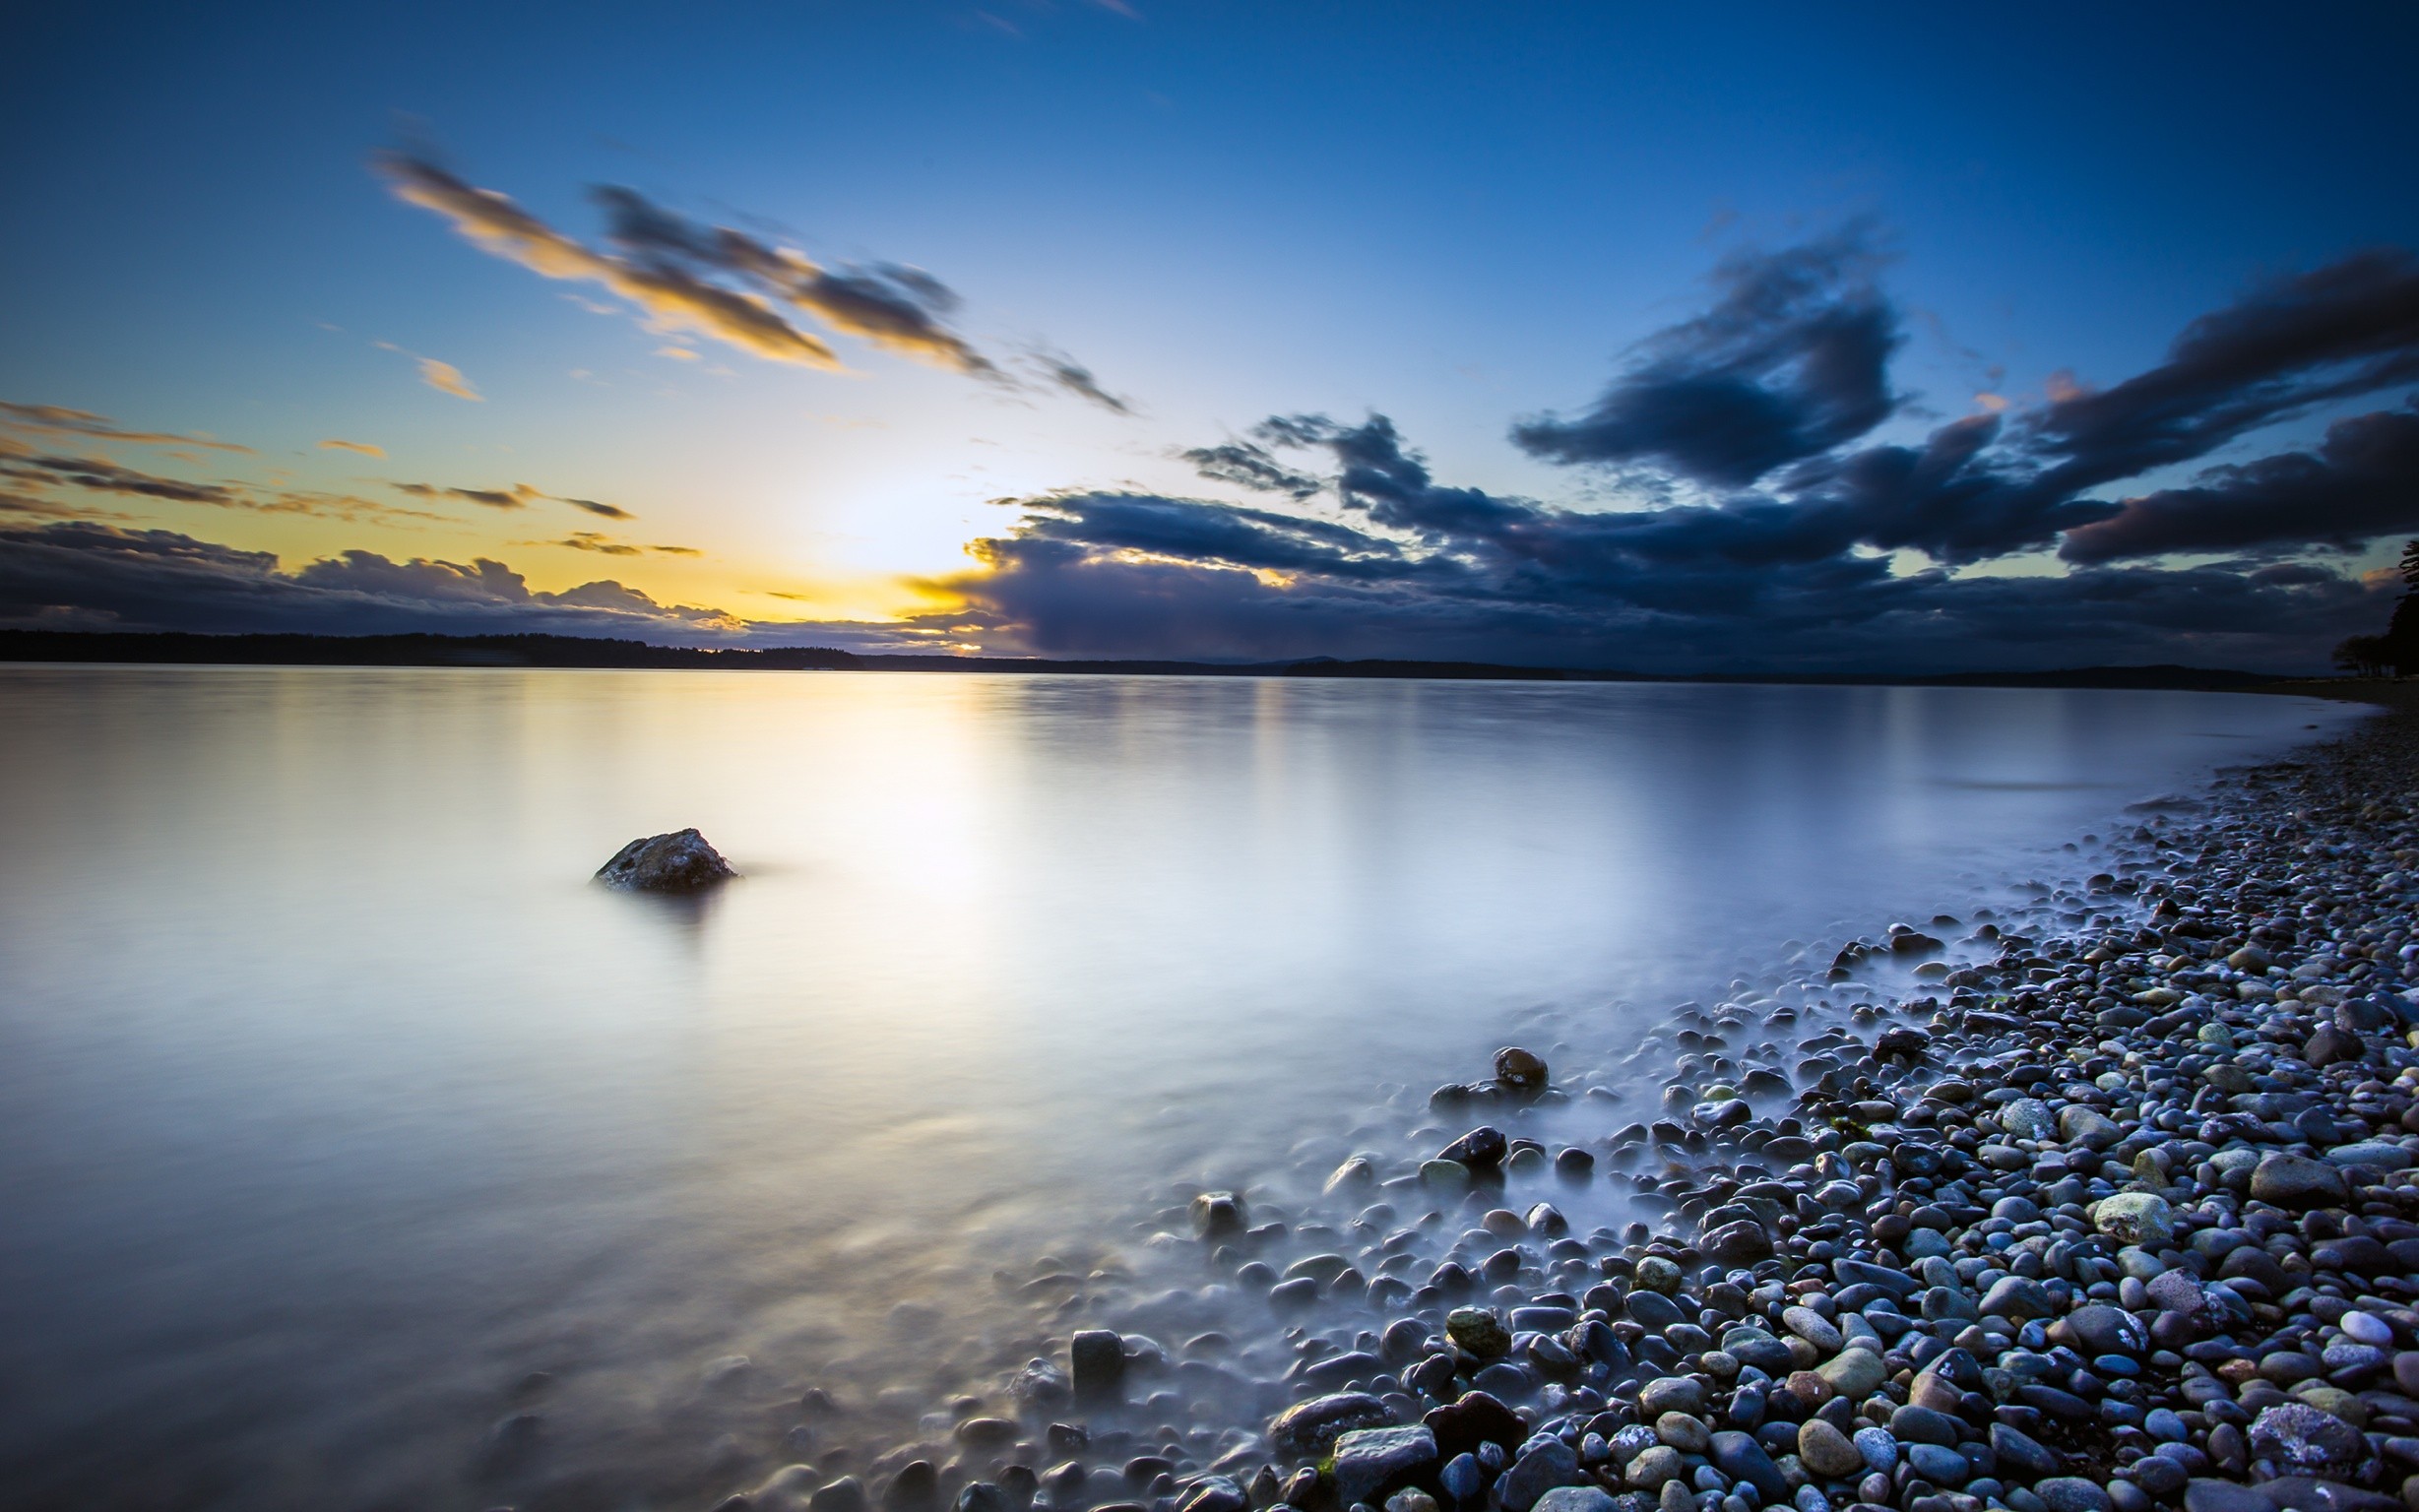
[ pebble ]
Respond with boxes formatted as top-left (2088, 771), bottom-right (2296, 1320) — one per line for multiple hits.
top-left (767, 707), bottom-right (2419, 1512)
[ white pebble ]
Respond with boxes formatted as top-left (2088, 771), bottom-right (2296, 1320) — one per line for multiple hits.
top-left (2340, 1310), bottom-right (2393, 1347)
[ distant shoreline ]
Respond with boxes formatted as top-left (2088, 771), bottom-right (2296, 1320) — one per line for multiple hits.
top-left (0, 629), bottom-right (2342, 694)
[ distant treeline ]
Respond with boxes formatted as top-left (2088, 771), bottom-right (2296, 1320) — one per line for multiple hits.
top-left (0, 629), bottom-right (2281, 691)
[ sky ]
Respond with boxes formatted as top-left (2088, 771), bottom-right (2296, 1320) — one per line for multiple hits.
top-left (3, 1), bottom-right (2417, 671)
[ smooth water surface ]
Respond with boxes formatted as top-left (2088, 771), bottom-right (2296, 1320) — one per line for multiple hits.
top-left (0, 668), bottom-right (2359, 1509)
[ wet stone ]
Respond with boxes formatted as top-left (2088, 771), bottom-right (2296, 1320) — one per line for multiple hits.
top-left (1332, 1426), bottom-right (1439, 1509)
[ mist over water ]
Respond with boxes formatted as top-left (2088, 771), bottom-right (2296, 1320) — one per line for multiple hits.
top-left (0, 667), bottom-right (2361, 1509)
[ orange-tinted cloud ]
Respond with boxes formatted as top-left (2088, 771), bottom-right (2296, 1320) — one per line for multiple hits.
top-left (417, 357), bottom-right (482, 402)
top-left (375, 153), bottom-right (842, 369)
top-left (319, 438), bottom-right (387, 458)
top-left (0, 401), bottom-right (252, 453)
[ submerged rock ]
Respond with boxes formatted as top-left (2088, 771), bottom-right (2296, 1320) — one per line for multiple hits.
top-left (595, 828), bottom-right (738, 891)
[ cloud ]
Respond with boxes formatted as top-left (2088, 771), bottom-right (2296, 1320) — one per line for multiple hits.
top-left (416, 357), bottom-right (482, 402)
top-left (2, 452), bottom-right (239, 506)
top-left (1181, 434), bottom-right (1323, 500)
top-left (318, 438), bottom-right (386, 458)
top-left (2021, 246), bottom-right (2419, 491)
top-left (0, 401), bottom-right (252, 452)
top-left (375, 153), bottom-right (842, 368)
top-left (377, 150), bottom-right (1126, 405)
top-left (0, 521), bottom-right (744, 641)
top-left (923, 479), bottom-right (2379, 671)
top-left (396, 480), bottom-right (537, 510)
top-left (1502, 238), bottom-right (2419, 570)
top-left (1031, 350), bottom-right (1133, 414)
top-left (391, 479), bottom-right (633, 519)
top-left (0, 448), bottom-right (440, 526)
top-left (2059, 400), bottom-right (2419, 563)
top-left (1512, 228), bottom-right (1902, 485)
top-left (524, 531), bottom-right (699, 557)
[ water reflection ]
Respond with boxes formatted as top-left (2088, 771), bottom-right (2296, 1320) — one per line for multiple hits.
top-left (0, 667), bottom-right (2362, 1509)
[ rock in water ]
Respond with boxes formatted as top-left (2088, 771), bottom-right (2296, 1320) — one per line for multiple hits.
top-left (1494, 1046), bottom-right (1549, 1094)
top-left (595, 828), bottom-right (738, 891)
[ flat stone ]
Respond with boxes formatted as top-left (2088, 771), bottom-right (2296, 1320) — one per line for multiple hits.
top-left (2324, 1141), bottom-right (2412, 1170)
top-left (1269, 1392), bottom-right (1393, 1458)
top-left (1992, 1421), bottom-right (2062, 1477)
top-left (2061, 1305), bottom-right (2146, 1358)
top-left (1708, 1430), bottom-right (1788, 1503)
top-left (1439, 1127), bottom-right (1508, 1168)
top-left (2061, 1106), bottom-right (2123, 1147)
top-left (2092, 1193), bottom-right (2176, 1248)
top-left (1852, 1426), bottom-right (1897, 1475)
top-left (1622, 1446), bottom-right (1683, 1491)
top-left (2248, 1403), bottom-right (2368, 1478)
top-left (1981, 1276), bottom-right (2055, 1321)
top-left (1423, 1391), bottom-right (1525, 1460)
top-left (1637, 1376), bottom-right (1705, 1417)
top-left (1701, 1220), bottom-right (1773, 1267)
top-left (1625, 1291), bottom-right (1686, 1330)
top-left (1531, 1491), bottom-right (1617, 1512)
top-left (1889, 1405), bottom-right (1961, 1447)
top-left (1332, 1426), bottom-right (1439, 1508)
top-left (1908, 1443), bottom-right (1970, 1485)
top-left (2036, 1479), bottom-right (2115, 1512)
top-left (1833, 1258), bottom-right (1921, 1297)
top-left (2250, 1153), bottom-right (2348, 1208)
top-left (1497, 1436), bottom-right (1581, 1511)
top-left (2183, 1481), bottom-right (2269, 1512)
top-left (2000, 1099), bottom-right (2057, 1140)
top-left (1798, 1418), bottom-right (1864, 1479)
top-left (1817, 1347), bottom-right (1888, 1401)
top-left (1782, 1305), bottom-right (1843, 1354)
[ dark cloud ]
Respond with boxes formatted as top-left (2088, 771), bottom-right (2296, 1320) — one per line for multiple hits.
top-left (2, 452), bottom-right (239, 505)
top-left (392, 479), bottom-right (636, 519)
top-left (1507, 239), bottom-right (2419, 571)
top-left (524, 531), bottom-right (701, 557)
top-left (2023, 247), bottom-right (2419, 490)
top-left (1181, 438), bottom-right (1322, 500)
top-left (0, 521), bottom-right (741, 640)
top-left (2059, 401), bottom-right (2419, 563)
top-left (0, 446), bottom-right (443, 526)
top-left (0, 401), bottom-right (252, 452)
top-left (928, 484), bottom-right (2378, 671)
top-left (1034, 352), bottom-right (1133, 414)
top-left (1512, 230), bottom-right (1902, 485)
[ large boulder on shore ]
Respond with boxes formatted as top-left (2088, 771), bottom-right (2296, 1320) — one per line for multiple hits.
top-left (596, 829), bottom-right (738, 891)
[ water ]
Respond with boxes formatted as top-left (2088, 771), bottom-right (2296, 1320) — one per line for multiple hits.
top-left (0, 666), bottom-right (2359, 1510)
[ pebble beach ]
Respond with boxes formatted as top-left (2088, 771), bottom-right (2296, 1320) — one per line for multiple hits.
top-left (687, 690), bottom-right (2419, 1512)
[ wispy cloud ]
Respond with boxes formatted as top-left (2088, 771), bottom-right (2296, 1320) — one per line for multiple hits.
top-left (318, 438), bottom-right (386, 458)
top-left (1031, 350), bottom-right (1134, 414)
top-left (519, 530), bottom-right (700, 556)
top-left (374, 148), bottom-right (1131, 409)
top-left (391, 478), bottom-right (637, 520)
top-left (0, 401), bottom-right (251, 453)
top-left (0, 447), bottom-right (444, 527)
top-left (417, 357), bottom-right (482, 402)
top-left (370, 341), bottom-right (485, 402)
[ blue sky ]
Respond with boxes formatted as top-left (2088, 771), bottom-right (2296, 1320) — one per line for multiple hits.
top-left (4, 1), bottom-right (2417, 669)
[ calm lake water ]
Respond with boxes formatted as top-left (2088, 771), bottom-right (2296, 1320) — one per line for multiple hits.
top-left (0, 667), bottom-right (2361, 1510)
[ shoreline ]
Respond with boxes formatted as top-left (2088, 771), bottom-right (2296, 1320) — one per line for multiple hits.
top-left (716, 696), bottom-right (2419, 1512)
